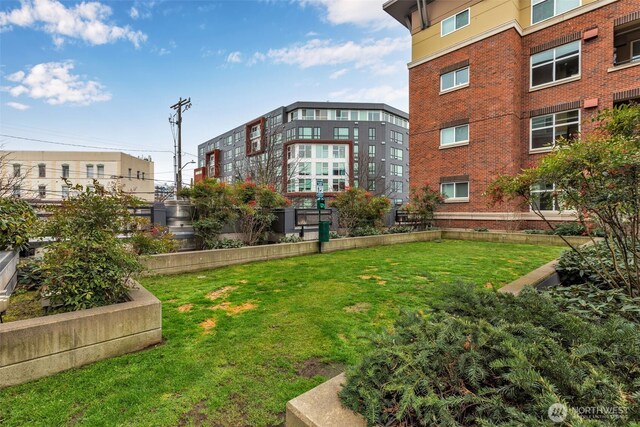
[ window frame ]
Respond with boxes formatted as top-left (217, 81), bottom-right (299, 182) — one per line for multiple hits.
top-left (86, 164), bottom-right (94, 178)
top-left (529, 109), bottom-right (580, 153)
top-left (530, 182), bottom-right (561, 212)
top-left (38, 163), bottom-right (46, 178)
top-left (632, 39), bottom-right (640, 61)
top-left (440, 124), bottom-right (470, 147)
top-left (440, 181), bottom-right (469, 202)
top-left (530, 40), bottom-right (581, 89)
top-left (531, 0), bottom-right (581, 25)
top-left (61, 164), bottom-right (70, 178)
top-left (441, 8), bottom-right (470, 37)
top-left (440, 66), bottom-right (469, 93)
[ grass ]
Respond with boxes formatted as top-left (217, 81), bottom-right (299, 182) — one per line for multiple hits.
top-left (0, 240), bottom-right (563, 426)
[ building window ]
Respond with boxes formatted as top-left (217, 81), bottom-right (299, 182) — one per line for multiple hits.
top-left (316, 145), bottom-right (329, 158)
top-left (224, 150), bottom-right (232, 161)
top-left (332, 145), bottom-right (346, 158)
top-left (530, 110), bottom-right (580, 151)
top-left (235, 146), bottom-right (243, 157)
top-left (97, 164), bottom-right (104, 178)
top-left (298, 162), bottom-right (311, 176)
top-left (368, 145), bottom-right (376, 157)
top-left (333, 127), bottom-right (349, 140)
top-left (142, 172), bottom-right (145, 180)
top-left (368, 162), bottom-right (376, 175)
top-left (332, 179), bottom-right (346, 191)
top-left (368, 128), bottom-right (376, 140)
top-left (86, 164), bottom-right (94, 178)
top-left (353, 144), bottom-right (359, 160)
top-left (390, 164), bottom-right (403, 176)
top-left (353, 127), bottom-right (359, 140)
top-left (392, 181), bottom-right (403, 193)
top-left (390, 130), bottom-right (404, 144)
top-left (532, 0), bottom-right (580, 25)
top-left (12, 185), bottom-right (20, 198)
top-left (61, 164), bottom-right (69, 178)
top-left (128, 168), bottom-right (132, 179)
top-left (13, 164), bottom-right (20, 177)
top-left (38, 163), bottom-right (46, 178)
top-left (531, 182), bottom-right (560, 211)
top-left (613, 20), bottom-right (640, 66)
top-left (299, 127), bottom-right (320, 139)
top-left (367, 180), bottom-right (376, 191)
top-left (223, 163), bottom-right (232, 173)
top-left (316, 162), bottom-right (329, 176)
top-left (316, 178), bottom-right (328, 191)
top-left (440, 124), bottom-right (469, 146)
top-left (61, 185), bottom-right (69, 198)
top-left (332, 162), bottom-right (346, 176)
top-left (136, 170), bottom-right (140, 179)
top-left (38, 185), bottom-right (46, 198)
top-left (441, 182), bottom-right (469, 201)
top-left (285, 128), bottom-right (296, 141)
top-left (441, 66), bottom-right (469, 92)
top-left (531, 41), bottom-right (580, 88)
top-left (390, 147), bottom-right (403, 161)
top-left (441, 9), bottom-right (469, 36)
top-left (298, 178), bottom-right (312, 192)
top-left (298, 145), bottom-right (312, 158)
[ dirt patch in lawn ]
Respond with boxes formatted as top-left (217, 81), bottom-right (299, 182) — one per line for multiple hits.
top-left (296, 357), bottom-right (346, 379)
top-left (178, 400), bottom-right (209, 427)
top-left (344, 302), bottom-right (371, 313)
top-left (206, 286), bottom-right (238, 301)
top-left (200, 318), bottom-right (217, 333)
top-left (210, 302), bottom-right (257, 315)
top-left (178, 304), bottom-right (193, 313)
top-left (4, 291), bottom-right (42, 322)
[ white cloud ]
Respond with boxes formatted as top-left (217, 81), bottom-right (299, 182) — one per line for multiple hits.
top-left (329, 85), bottom-right (407, 106)
top-left (226, 51), bottom-right (242, 63)
top-left (0, 0), bottom-right (147, 48)
top-left (4, 61), bottom-right (112, 106)
top-left (129, 7), bottom-right (139, 19)
top-left (246, 52), bottom-right (266, 66)
top-left (6, 101), bottom-right (30, 110)
top-left (305, 31), bottom-right (319, 37)
top-left (329, 68), bottom-right (348, 79)
top-left (266, 37), bottom-right (408, 73)
top-left (299, 0), bottom-right (395, 30)
top-left (157, 48), bottom-right (170, 56)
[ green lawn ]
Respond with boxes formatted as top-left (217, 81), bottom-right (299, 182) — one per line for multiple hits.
top-left (0, 240), bottom-right (563, 427)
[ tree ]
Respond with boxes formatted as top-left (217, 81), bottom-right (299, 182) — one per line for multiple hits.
top-left (0, 197), bottom-right (38, 252)
top-left (407, 184), bottom-right (444, 230)
top-left (233, 181), bottom-right (289, 245)
top-left (487, 104), bottom-right (640, 296)
top-left (331, 187), bottom-right (391, 234)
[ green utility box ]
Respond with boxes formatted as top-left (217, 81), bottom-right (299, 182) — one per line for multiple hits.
top-left (318, 221), bottom-right (330, 243)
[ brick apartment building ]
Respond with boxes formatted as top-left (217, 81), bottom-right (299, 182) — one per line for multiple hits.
top-left (384, 0), bottom-right (640, 229)
top-left (194, 102), bottom-right (410, 207)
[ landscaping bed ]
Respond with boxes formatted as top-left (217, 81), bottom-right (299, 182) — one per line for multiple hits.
top-left (0, 240), bottom-right (562, 426)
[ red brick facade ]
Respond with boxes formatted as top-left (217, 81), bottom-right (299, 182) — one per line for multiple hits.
top-left (409, 0), bottom-right (640, 230)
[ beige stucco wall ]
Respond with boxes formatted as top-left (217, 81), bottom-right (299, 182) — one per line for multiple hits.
top-left (411, 0), bottom-right (604, 62)
top-left (1, 151), bottom-right (154, 202)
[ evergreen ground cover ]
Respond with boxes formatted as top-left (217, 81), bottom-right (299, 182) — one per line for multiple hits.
top-left (0, 240), bottom-right (562, 426)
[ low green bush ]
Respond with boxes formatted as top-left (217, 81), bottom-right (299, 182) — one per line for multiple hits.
top-left (386, 226), bottom-right (413, 234)
top-left (278, 235), bottom-right (303, 243)
top-left (129, 221), bottom-right (178, 255)
top-left (17, 257), bottom-right (45, 291)
top-left (329, 231), bottom-right (343, 239)
top-left (349, 226), bottom-right (381, 237)
top-left (340, 285), bottom-right (640, 426)
top-left (210, 238), bottom-right (245, 249)
top-left (473, 227), bottom-right (489, 232)
top-left (523, 229), bottom-right (546, 234)
top-left (551, 222), bottom-right (587, 236)
top-left (548, 284), bottom-right (640, 324)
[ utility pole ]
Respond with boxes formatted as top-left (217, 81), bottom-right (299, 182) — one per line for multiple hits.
top-left (169, 97), bottom-right (191, 194)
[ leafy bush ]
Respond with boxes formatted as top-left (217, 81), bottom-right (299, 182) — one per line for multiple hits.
top-left (386, 225), bottom-right (413, 234)
top-left (0, 197), bottom-right (38, 252)
top-left (473, 227), bottom-right (489, 232)
top-left (210, 238), bottom-right (245, 249)
top-left (407, 184), bottom-right (443, 230)
top-left (278, 235), bottom-right (303, 243)
top-left (557, 240), bottom-right (640, 294)
top-left (523, 229), bottom-right (546, 234)
top-left (350, 226), bottom-right (381, 237)
top-left (551, 221), bottom-right (587, 236)
top-left (329, 231), bottom-right (343, 239)
top-left (331, 188), bottom-right (390, 234)
top-left (41, 182), bottom-right (142, 312)
top-left (17, 257), bottom-right (45, 291)
top-left (129, 220), bottom-right (178, 255)
top-left (548, 284), bottom-right (640, 324)
top-left (234, 181), bottom-right (289, 245)
top-left (341, 285), bottom-right (640, 426)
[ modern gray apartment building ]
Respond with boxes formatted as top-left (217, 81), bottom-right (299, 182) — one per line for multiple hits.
top-left (195, 101), bottom-right (409, 207)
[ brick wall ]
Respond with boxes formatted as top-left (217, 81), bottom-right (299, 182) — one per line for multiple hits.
top-left (409, 0), bottom-right (640, 229)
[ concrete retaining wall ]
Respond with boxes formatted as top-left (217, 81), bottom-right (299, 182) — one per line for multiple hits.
top-left (322, 231), bottom-right (441, 253)
top-left (441, 230), bottom-right (592, 247)
top-left (0, 281), bottom-right (161, 388)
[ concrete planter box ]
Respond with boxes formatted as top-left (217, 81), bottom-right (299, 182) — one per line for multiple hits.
top-left (322, 231), bottom-right (441, 253)
top-left (440, 230), bottom-right (592, 247)
top-left (0, 251), bottom-right (19, 297)
top-left (0, 281), bottom-right (161, 388)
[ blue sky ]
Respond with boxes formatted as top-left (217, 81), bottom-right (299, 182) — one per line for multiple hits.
top-left (0, 0), bottom-right (410, 185)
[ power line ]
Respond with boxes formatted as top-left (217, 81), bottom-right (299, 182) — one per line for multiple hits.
top-left (0, 134), bottom-right (174, 153)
